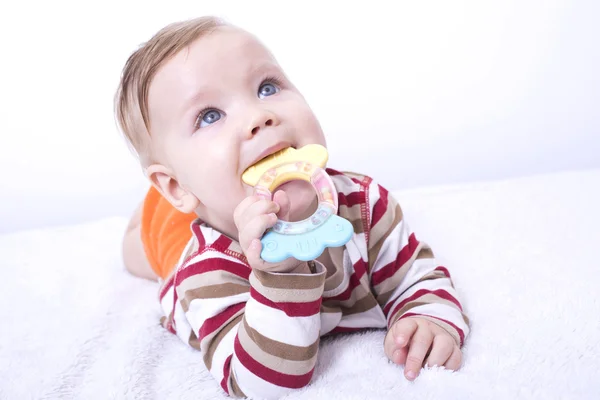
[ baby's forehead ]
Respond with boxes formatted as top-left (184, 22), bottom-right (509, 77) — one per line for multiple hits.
top-left (188, 25), bottom-right (275, 64)
top-left (154, 26), bottom-right (281, 90)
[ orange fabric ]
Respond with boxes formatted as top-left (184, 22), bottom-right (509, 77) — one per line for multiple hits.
top-left (140, 186), bottom-right (197, 280)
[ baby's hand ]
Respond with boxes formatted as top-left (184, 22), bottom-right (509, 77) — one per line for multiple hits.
top-left (234, 190), bottom-right (305, 273)
top-left (384, 316), bottom-right (462, 381)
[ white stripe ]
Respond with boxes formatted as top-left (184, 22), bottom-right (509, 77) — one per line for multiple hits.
top-left (176, 236), bottom-right (196, 267)
top-left (159, 285), bottom-right (175, 317)
top-left (185, 293), bottom-right (250, 333)
top-left (322, 250), bottom-right (353, 297)
top-left (208, 323), bottom-right (239, 384)
top-left (199, 224), bottom-right (230, 246)
top-left (184, 248), bottom-right (246, 268)
top-left (397, 303), bottom-right (469, 335)
top-left (388, 259), bottom-right (454, 306)
top-left (244, 298), bottom-right (321, 347)
top-left (380, 257), bottom-right (448, 308)
top-left (369, 221), bottom-right (410, 278)
top-left (367, 180), bottom-right (383, 216)
top-left (320, 310), bottom-right (343, 335)
top-left (384, 274), bottom-right (456, 315)
top-left (231, 355), bottom-right (293, 400)
top-left (338, 306), bottom-right (387, 329)
top-left (345, 238), bottom-right (367, 271)
top-left (172, 301), bottom-right (193, 344)
top-left (331, 174), bottom-right (362, 196)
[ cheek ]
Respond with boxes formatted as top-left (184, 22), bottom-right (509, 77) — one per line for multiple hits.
top-left (297, 104), bottom-right (325, 141)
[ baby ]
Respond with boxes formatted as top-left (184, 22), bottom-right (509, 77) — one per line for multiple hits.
top-left (116, 16), bottom-right (470, 399)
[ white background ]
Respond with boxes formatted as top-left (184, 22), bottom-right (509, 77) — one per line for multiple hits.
top-left (0, 0), bottom-right (598, 234)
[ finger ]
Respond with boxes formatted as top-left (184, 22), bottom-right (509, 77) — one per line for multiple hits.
top-left (273, 190), bottom-right (291, 221)
top-left (238, 199), bottom-right (280, 231)
top-left (404, 325), bottom-right (434, 381)
top-left (393, 318), bottom-right (419, 347)
top-left (239, 213), bottom-right (278, 251)
top-left (443, 346), bottom-right (462, 371)
top-left (424, 335), bottom-right (455, 368)
top-left (384, 326), bottom-right (411, 365)
top-left (233, 195), bottom-right (262, 229)
top-left (244, 238), bottom-right (264, 268)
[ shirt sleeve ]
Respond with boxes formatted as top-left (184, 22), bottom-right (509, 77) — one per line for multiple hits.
top-left (161, 249), bottom-right (327, 399)
top-left (366, 182), bottom-right (470, 347)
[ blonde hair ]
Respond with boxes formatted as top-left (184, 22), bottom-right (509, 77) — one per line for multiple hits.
top-left (114, 16), bottom-right (225, 165)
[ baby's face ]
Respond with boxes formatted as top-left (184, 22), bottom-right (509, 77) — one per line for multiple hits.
top-left (147, 26), bottom-right (326, 239)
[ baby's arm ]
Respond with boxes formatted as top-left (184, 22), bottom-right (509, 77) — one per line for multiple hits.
top-left (367, 183), bottom-right (470, 346)
top-left (121, 202), bottom-right (158, 281)
top-left (163, 250), bottom-right (326, 399)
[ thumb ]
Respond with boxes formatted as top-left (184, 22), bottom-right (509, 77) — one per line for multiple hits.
top-left (273, 190), bottom-right (291, 221)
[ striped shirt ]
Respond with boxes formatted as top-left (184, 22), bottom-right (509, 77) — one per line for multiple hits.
top-left (158, 169), bottom-right (470, 399)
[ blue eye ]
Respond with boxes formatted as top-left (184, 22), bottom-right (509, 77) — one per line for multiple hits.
top-left (196, 108), bottom-right (223, 128)
top-left (258, 82), bottom-right (279, 99)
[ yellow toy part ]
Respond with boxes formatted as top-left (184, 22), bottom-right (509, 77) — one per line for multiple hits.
top-left (242, 144), bottom-right (328, 187)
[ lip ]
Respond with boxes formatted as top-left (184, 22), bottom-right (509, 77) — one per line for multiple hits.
top-left (246, 141), bottom-right (295, 171)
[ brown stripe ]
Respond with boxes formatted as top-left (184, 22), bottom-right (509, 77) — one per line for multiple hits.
top-left (321, 304), bottom-right (342, 314)
top-left (243, 318), bottom-right (319, 361)
top-left (368, 203), bottom-right (403, 272)
top-left (322, 247), bottom-right (345, 291)
top-left (462, 313), bottom-right (470, 327)
top-left (181, 283), bottom-right (249, 312)
top-left (238, 321), bottom-right (318, 376)
top-left (188, 330), bottom-right (201, 351)
top-left (416, 247), bottom-right (434, 259)
top-left (376, 250), bottom-right (443, 306)
top-left (349, 218), bottom-right (364, 234)
top-left (339, 202), bottom-right (363, 231)
top-left (389, 301), bottom-right (429, 325)
top-left (388, 295), bottom-right (461, 325)
top-left (177, 269), bottom-right (249, 295)
top-left (252, 268), bottom-right (326, 290)
top-left (250, 274), bottom-right (325, 303)
top-left (376, 289), bottom-right (395, 307)
top-left (203, 314), bottom-right (243, 371)
top-left (230, 372), bottom-right (246, 398)
top-left (343, 293), bottom-right (379, 316)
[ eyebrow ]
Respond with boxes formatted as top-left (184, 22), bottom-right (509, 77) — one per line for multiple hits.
top-left (180, 85), bottom-right (211, 118)
top-left (179, 61), bottom-right (283, 117)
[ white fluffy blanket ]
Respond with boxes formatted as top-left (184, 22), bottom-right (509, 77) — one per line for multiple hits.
top-left (3, 169), bottom-right (600, 399)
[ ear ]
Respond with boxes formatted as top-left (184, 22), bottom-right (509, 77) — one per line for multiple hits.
top-left (145, 164), bottom-right (200, 214)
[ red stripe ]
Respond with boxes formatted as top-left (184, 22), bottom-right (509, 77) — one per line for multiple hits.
top-left (371, 233), bottom-right (419, 286)
top-left (191, 223), bottom-right (205, 248)
top-left (221, 354), bottom-right (233, 394)
top-left (328, 326), bottom-right (363, 335)
top-left (159, 275), bottom-right (175, 301)
top-left (338, 191), bottom-right (364, 208)
top-left (401, 312), bottom-right (465, 346)
top-left (385, 288), bottom-right (462, 317)
top-left (435, 266), bottom-right (451, 278)
top-left (325, 168), bottom-right (344, 176)
top-left (370, 185), bottom-right (389, 229)
top-left (213, 235), bottom-right (233, 252)
top-left (234, 335), bottom-right (314, 388)
top-left (250, 288), bottom-right (322, 317)
top-left (176, 256), bottom-right (250, 284)
top-left (199, 303), bottom-right (245, 339)
top-left (323, 260), bottom-right (367, 302)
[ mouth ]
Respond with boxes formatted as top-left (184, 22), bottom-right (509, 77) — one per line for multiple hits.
top-left (247, 142), bottom-right (296, 171)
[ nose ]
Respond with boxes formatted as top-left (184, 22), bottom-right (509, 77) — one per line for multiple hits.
top-left (247, 109), bottom-right (279, 136)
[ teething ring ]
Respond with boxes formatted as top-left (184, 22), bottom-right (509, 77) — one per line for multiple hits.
top-left (241, 144), bottom-right (354, 263)
top-left (254, 161), bottom-right (337, 235)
